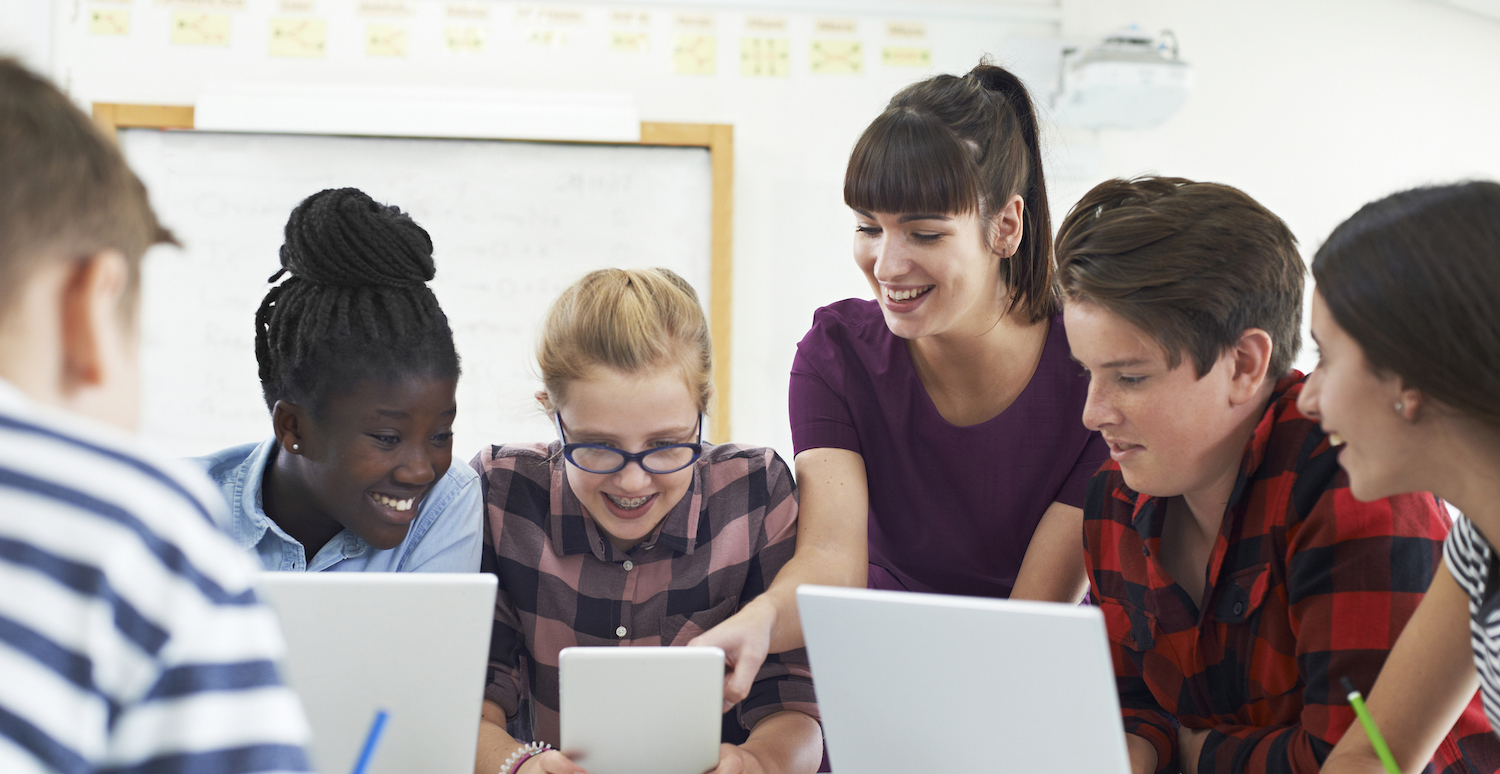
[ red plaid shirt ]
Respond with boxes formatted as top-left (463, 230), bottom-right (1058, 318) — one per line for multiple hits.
top-left (1084, 373), bottom-right (1500, 774)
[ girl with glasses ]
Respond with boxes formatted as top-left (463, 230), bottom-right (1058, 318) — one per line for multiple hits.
top-left (470, 268), bottom-right (821, 774)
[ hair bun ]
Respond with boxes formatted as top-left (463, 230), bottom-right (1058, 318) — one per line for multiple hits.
top-left (278, 187), bottom-right (435, 288)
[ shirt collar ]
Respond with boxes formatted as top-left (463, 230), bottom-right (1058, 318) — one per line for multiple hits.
top-left (545, 440), bottom-right (704, 561)
top-left (1122, 370), bottom-right (1307, 533)
top-left (230, 436), bottom-right (370, 561)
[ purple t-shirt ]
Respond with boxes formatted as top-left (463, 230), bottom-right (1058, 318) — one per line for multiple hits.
top-left (789, 298), bottom-right (1109, 599)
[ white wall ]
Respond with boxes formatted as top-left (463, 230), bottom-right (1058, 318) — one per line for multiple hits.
top-left (0, 0), bottom-right (52, 72)
top-left (11, 0), bottom-right (1500, 463)
top-left (1048, 0), bottom-right (1500, 378)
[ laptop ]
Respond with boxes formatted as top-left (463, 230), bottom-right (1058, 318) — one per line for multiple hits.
top-left (255, 572), bottom-right (498, 774)
top-left (559, 646), bottom-right (724, 774)
top-left (797, 585), bottom-right (1131, 774)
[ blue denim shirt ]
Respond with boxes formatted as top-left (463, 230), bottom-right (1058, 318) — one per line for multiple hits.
top-left (194, 437), bottom-right (483, 572)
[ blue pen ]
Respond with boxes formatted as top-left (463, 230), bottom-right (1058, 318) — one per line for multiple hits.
top-left (349, 709), bottom-right (390, 774)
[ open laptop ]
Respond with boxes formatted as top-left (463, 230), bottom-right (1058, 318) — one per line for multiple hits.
top-left (797, 585), bottom-right (1131, 774)
top-left (255, 572), bottom-right (498, 774)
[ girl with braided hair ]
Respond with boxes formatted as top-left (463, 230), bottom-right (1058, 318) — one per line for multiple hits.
top-left (691, 60), bottom-right (1110, 707)
top-left (195, 187), bottom-right (482, 572)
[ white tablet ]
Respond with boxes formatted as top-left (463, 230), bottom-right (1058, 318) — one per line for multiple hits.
top-left (559, 646), bottom-right (725, 774)
top-left (255, 572), bottom-right (498, 774)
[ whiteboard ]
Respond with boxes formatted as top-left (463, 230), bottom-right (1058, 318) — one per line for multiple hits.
top-left (120, 129), bottom-right (713, 461)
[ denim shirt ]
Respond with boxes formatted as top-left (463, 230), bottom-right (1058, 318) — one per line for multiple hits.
top-left (194, 437), bottom-right (483, 572)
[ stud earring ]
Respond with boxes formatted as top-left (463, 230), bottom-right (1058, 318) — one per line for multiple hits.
top-left (1393, 402), bottom-right (1404, 414)
top-left (292, 443), bottom-right (300, 451)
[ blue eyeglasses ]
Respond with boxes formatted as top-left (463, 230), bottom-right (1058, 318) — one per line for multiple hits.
top-left (555, 414), bottom-right (704, 474)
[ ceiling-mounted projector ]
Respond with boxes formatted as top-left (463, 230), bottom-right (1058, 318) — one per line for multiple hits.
top-left (1052, 26), bottom-right (1192, 130)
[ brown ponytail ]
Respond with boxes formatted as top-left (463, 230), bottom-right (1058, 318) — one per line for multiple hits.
top-left (843, 59), bottom-right (1057, 322)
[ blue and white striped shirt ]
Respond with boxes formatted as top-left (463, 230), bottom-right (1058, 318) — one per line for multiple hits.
top-left (0, 380), bottom-right (313, 774)
top-left (1445, 513), bottom-right (1500, 734)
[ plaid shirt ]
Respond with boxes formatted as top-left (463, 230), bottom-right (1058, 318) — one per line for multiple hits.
top-left (472, 441), bottom-right (818, 748)
top-left (1084, 373), bottom-right (1500, 774)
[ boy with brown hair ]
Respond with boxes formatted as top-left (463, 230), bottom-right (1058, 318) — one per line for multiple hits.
top-left (0, 58), bottom-right (312, 772)
top-left (1057, 176), bottom-right (1499, 774)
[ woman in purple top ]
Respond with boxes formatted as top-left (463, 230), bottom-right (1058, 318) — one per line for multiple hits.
top-left (692, 60), bottom-right (1110, 705)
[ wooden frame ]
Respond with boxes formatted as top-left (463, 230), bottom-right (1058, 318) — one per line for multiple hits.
top-left (92, 104), bottom-right (735, 442)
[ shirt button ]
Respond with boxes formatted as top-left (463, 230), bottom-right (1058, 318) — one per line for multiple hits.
top-left (616, 625), bottom-right (627, 638)
top-left (623, 560), bottom-right (634, 571)
top-left (1233, 601), bottom-right (1244, 615)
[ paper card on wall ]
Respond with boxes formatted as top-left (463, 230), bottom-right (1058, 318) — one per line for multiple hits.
top-left (157, 0), bottom-right (245, 11)
top-left (365, 23), bottom-right (408, 56)
top-left (886, 21), bottom-right (925, 39)
top-left (673, 34), bottom-right (715, 75)
top-left (356, 0), bottom-right (412, 16)
top-left (446, 3), bottom-right (487, 20)
top-left (269, 17), bottom-right (325, 56)
top-left (611, 31), bottom-right (648, 53)
top-left (741, 37), bottom-right (788, 77)
top-left (171, 11), bottom-right (230, 45)
top-left (90, 8), bottom-right (130, 35)
top-left (745, 16), bottom-right (787, 34)
top-left (814, 18), bottom-right (856, 35)
top-left (610, 10), bottom-right (649, 26)
top-left (515, 6), bottom-right (585, 25)
top-left (445, 25), bottom-right (484, 52)
top-left (675, 13), bottom-right (714, 31)
top-left (810, 39), bottom-right (862, 74)
top-left (882, 45), bottom-right (929, 68)
top-left (527, 28), bottom-right (567, 46)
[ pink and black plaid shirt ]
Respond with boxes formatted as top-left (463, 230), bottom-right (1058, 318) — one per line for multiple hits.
top-left (471, 441), bottom-right (818, 747)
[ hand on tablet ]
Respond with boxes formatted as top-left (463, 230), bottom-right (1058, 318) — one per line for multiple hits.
top-left (518, 750), bottom-right (587, 774)
top-left (689, 599), bottom-right (776, 711)
top-left (703, 742), bottom-right (767, 774)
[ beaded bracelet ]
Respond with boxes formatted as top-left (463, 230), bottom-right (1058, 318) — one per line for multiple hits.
top-left (502, 741), bottom-right (553, 774)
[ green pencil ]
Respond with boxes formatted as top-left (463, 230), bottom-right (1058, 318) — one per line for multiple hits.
top-left (1341, 676), bottom-right (1401, 774)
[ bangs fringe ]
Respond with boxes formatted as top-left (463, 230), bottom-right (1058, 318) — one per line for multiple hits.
top-left (844, 109), bottom-right (980, 215)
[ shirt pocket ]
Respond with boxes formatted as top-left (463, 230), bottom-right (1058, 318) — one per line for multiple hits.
top-left (1212, 563), bottom-right (1298, 702)
top-left (1102, 598), bottom-right (1158, 654)
top-left (1212, 563), bottom-right (1272, 625)
top-left (662, 596), bottom-right (741, 647)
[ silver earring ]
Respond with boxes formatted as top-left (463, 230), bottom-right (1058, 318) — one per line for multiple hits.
top-left (1393, 402), bottom-right (1404, 414)
top-left (292, 443), bottom-right (300, 451)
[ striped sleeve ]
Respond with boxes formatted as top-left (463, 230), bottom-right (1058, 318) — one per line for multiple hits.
top-left (0, 406), bottom-right (312, 774)
top-left (1444, 515), bottom-right (1500, 730)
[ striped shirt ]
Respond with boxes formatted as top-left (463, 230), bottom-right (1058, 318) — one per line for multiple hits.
top-left (1444, 514), bottom-right (1500, 732)
top-left (472, 441), bottom-right (818, 748)
top-left (0, 380), bottom-right (313, 774)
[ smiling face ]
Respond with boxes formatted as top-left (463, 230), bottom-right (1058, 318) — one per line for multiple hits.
top-left (554, 364), bottom-right (699, 553)
top-left (1297, 290), bottom-right (1423, 501)
top-left (1065, 301), bottom-right (1263, 507)
top-left (295, 374), bottom-right (457, 550)
top-left (852, 206), bottom-right (1011, 341)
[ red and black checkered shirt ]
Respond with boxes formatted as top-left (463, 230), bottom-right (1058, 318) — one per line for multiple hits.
top-left (1084, 373), bottom-right (1500, 774)
top-left (472, 441), bottom-right (818, 748)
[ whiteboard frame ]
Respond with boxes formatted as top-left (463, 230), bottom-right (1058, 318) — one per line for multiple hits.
top-left (92, 103), bottom-right (735, 442)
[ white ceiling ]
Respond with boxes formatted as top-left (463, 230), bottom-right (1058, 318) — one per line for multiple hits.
top-left (1415, 0), bottom-right (1500, 21)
